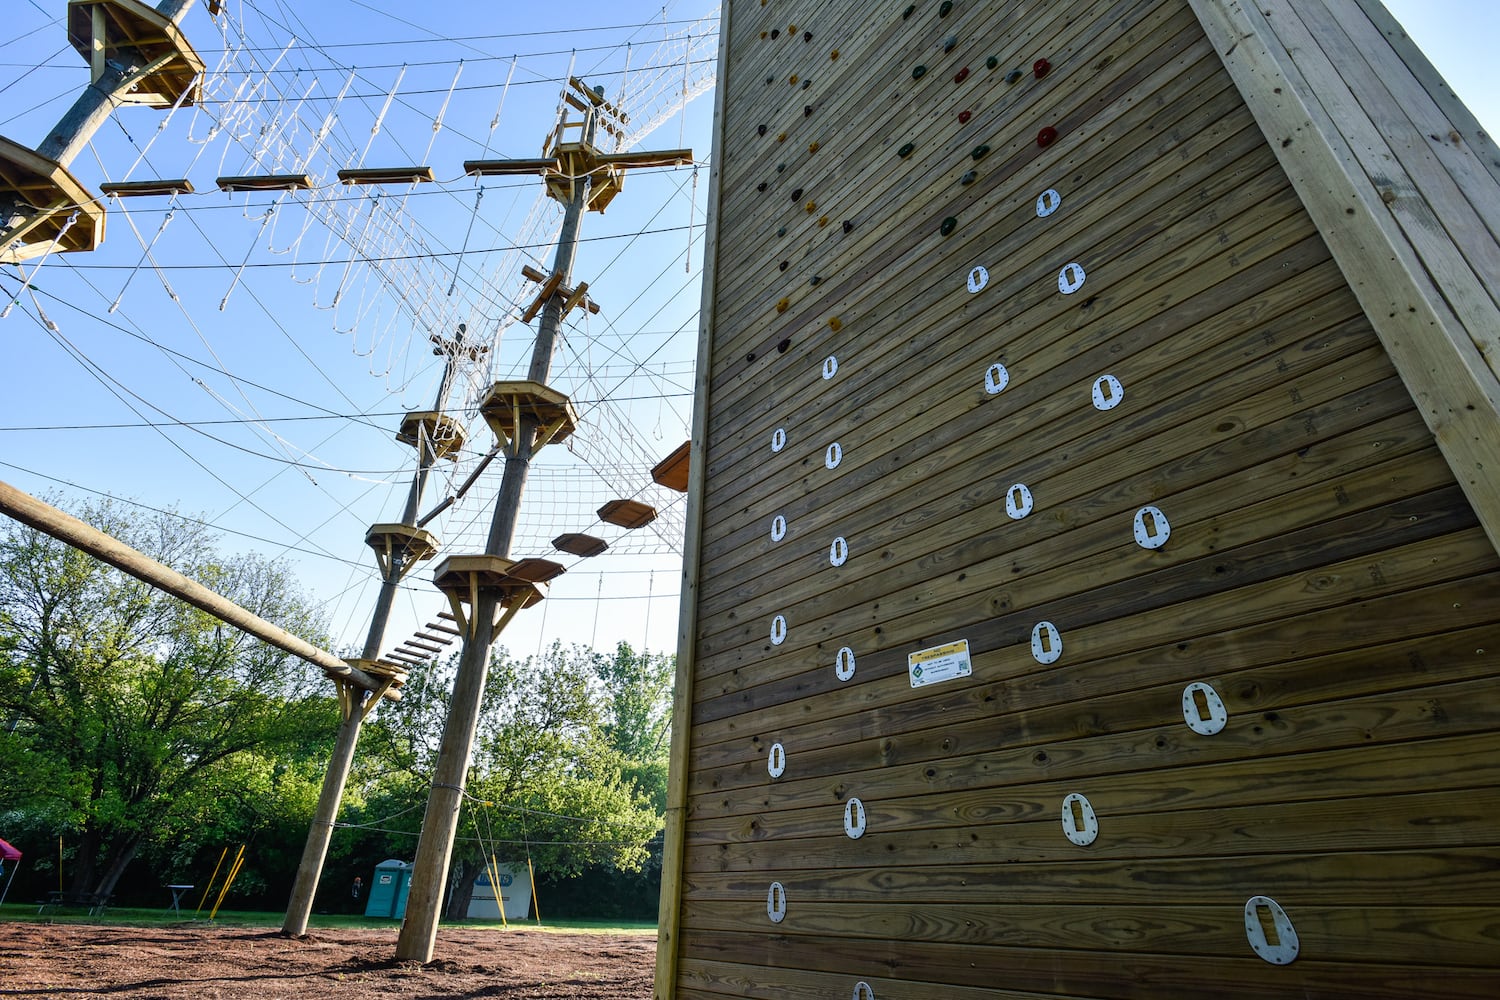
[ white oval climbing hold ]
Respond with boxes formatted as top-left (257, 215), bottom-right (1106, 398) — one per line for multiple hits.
top-left (771, 514), bottom-right (787, 542)
top-left (770, 614), bottom-right (788, 645)
top-left (771, 427), bottom-right (787, 453)
top-left (829, 535), bottom-right (849, 567)
top-left (1091, 374), bottom-right (1123, 411)
top-left (967, 264), bottom-right (989, 293)
top-left (852, 982), bottom-right (875, 1000)
top-left (1134, 505), bottom-right (1171, 549)
top-left (1031, 621), bottom-right (1062, 664)
top-left (1061, 792), bottom-right (1099, 846)
top-left (1245, 896), bottom-right (1299, 965)
top-left (844, 797), bottom-right (867, 839)
top-left (825, 442), bottom-right (843, 469)
top-left (835, 646), bottom-right (856, 682)
top-left (1058, 261), bottom-right (1086, 294)
top-left (822, 355), bottom-right (839, 380)
top-left (767, 882), bottom-right (787, 923)
top-left (1182, 681), bottom-right (1228, 736)
top-left (984, 362), bottom-right (1010, 395)
top-left (1036, 188), bottom-right (1062, 217)
top-left (1005, 483), bottom-right (1034, 520)
top-left (768, 742), bottom-right (787, 778)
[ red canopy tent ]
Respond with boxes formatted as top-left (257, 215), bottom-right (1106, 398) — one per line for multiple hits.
top-left (0, 837), bottom-right (21, 906)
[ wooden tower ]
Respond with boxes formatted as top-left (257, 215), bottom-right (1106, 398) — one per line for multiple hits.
top-left (656, 1), bottom-right (1500, 998)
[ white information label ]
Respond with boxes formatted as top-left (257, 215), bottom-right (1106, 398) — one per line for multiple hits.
top-left (908, 638), bottom-right (973, 688)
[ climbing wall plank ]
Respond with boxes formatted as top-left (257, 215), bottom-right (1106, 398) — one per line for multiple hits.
top-left (657, 1), bottom-right (1500, 997)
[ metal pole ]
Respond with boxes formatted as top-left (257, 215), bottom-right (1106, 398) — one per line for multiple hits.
top-left (394, 111), bottom-right (597, 965)
top-left (281, 330), bottom-right (467, 936)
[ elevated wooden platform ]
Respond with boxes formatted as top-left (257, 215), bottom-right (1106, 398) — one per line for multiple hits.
top-left (364, 522), bottom-right (439, 581)
top-left (651, 440), bottom-right (692, 492)
top-left (67, 0), bottom-right (204, 108)
top-left (598, 499), bottom-right (656, 529)
top-left (396, 410), bottom-right (466, 460)
top-left (430, 554), bottom-right (546, 638)
top-left (478, 381), bottom-right (577, 452)
top-left (0, 136), bottom-right (104, 264)
top-left (553, 533), bottom-right (609, 557)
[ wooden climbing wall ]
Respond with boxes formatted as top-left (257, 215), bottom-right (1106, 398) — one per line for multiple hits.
top-left (658, 1), bottom-right (1500, 997)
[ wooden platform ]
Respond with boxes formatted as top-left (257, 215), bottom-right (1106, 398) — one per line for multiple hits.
top-left (477, 381), bottom-right (577, 452)
top-left (67, 0), bottom-right (204, 108)
top-left (553, 533), bottom-right (609, 557)
top-left (655, 1), bottom-right (1500, 997)
top-left (364, 523), bottom-right (439, 580)
top-left (0, 137), bottom-right (104, 263)
top-left (651, 440), bottom-right (692, 492)
top-left (396, 410), bottom-right (466, 460)
top-left (598, 499), bottom-right (656, 529)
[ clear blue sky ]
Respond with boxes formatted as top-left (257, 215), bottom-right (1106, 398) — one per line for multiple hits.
top-left (0, 1), bottom-right (1493, 665)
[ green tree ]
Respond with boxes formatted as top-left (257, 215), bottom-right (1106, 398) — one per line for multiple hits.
top-left (0, 498), bottom-right (336, 901)
top-left (596, 641), bottom-right (674, 812)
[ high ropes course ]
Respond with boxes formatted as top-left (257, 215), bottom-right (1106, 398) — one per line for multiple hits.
top-left (0, 0), bottom-right (720, 662)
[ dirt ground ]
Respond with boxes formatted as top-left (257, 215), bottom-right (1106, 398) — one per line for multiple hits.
top-left (0, 921), bottom-right (657, 999)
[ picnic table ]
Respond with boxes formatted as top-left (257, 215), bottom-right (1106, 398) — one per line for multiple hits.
top-left (37, 890), bottom-right (112, 916)
top-left (166, 884), bottom-right (194, 915)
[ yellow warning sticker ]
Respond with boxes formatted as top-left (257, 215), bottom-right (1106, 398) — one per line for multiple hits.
top-left (907, 638), bottom-right (972, 688)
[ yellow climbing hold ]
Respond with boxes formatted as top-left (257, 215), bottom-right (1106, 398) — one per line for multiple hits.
top-left (805, 200), bottom-right (817, 213)
top-left (829, 316), bottom-right (843, 332)
top-left (818, 216), bottom-right (829, 227)
top-left (809, 141), bottom-right (820, 153)
top-left (776, 297), bottom-right (790, 313)
top-left (790, 74), bottom-right (799, 85)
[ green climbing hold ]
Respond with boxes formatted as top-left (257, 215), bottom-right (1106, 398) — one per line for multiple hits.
top-left (940, 1), bottom-right (954, 16)
top-left (903, 4), bottom-right (916, 19)
top-left (940, 216), bottom-right (957, 236)
top-left (777, 227), bottom-right (787, 237)
top-left (810, 275), bottom-right (822, 286)
top-left (961, 170), bottom-right (977, 185)
top-left (912, 65), bottom-right (927, 80)
top-left (971, 144), bottom-right (990, 160)
top-left (898, 142), bottom-right (916, 157)
top-left (986, 55), bottom-right (999, 70)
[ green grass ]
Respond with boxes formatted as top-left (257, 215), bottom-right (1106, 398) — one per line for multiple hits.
top-left (0, 902), bottom-right (655, 934)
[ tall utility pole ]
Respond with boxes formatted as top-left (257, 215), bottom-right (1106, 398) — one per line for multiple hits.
top-left (394, 78), bottom-right (690, 963)
top-left (1, 0), bottom-right (205, 263)
top-left (281, 326), bottom-right (481, 937)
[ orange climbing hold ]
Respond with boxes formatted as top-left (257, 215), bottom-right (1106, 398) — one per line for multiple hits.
top-left (828, 316), bottom-right (843, 332)
top-left (776, 297), bottom-right (790, 313)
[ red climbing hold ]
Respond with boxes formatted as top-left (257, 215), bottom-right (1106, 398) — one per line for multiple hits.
top-left (958, 110), bottom-right (972, 124)
top-left (1037, 126), bottom-right (1059, 147)
top-left (1034, 58), bottom-right (1052, 79)
top-left (954, 66), bottom-right (970, 84)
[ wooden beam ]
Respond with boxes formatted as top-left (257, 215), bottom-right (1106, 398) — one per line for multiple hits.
top-left (216, 173), bottom-right (312, 192)
top-left (337, 166), bottom-right (435, 186)
top-left (463, 157), bottom-right (559, 177)
top-left (100, 178), bottom-right (192, 197)
top-left (1188, 0), bottom-right (1500, 558)
top-left (0, 479), bottom-right (395, 699)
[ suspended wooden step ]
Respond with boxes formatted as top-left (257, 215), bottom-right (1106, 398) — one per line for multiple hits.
top-left (599, 499), bottom-right (657, 529)
top-left (0, 137), bottom-right (105, 264)
top-left (216, 173), bottom-right (313, 192)
top-left (463, 157), bottom-right (559, 177)
top-left (507, 557), bottom-right (566, 584)
top-left (413, 630), bottom-right (455, 645)
top-left (67, 0), bottom-right (205, 109)
top-left (553, 533), bottom-right (608, 557)
top-left (365, 523), bottom-right (440, 581)
top-left (385, 650), bottom-right (425, 665)
top-left (337, 166), bottom-right (435, 186)
top-left (397, 410), bottom-right (466, 460)
top-left (431, 554), bottom-right (546, 638)
top-left (402, 638), bottom-right (445, 654)
top-left (478, 381), bottom-right (577, 453)
top-left (100, 178), bottom-right (193, 197)
top-left (651, 440), bottom-right (692, 492)
top-left (422, 619), bottom-right (461, 636)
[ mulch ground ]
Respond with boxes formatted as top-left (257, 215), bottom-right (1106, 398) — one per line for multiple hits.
top-left (0, 922), bottom-right (656, 999)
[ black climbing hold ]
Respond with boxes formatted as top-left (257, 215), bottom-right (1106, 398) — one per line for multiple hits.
top-left (810, 275), bottom-right (822, 286)
top-left (961, 170), bottom-right (977, 185)
top-left (802, 79), bottom-right (811, 89)
top-left (941, 216), bottom-right (957, 235)
top-left (746, 352), bottom-right (756, 362)
top-left (804, 105), bottom-right (813, 117)
top-left (758, 124), bottom-right (767, 136)
top-left (986, 55), bottom-right (999, 70)
top-left (803, 31), bottom-right (812, 42)
top-left (1005, 68), bottom-right (1023, 84)
top-left (777, 227), bottom-right (787, 237)
top-left (903, 4), bottom-right (916, 18)
top-left (971, 144), bottom-right (990, 160)
top-left (778, 338), bottom-right (791, 353)
top-left (757, 181), bottom-right (768, 192)
top-left (940, 1), bottom-right (954, 16)
top-left (777, 163), bottom-right (786, 172)
top-left (791, 187), bottom-right (803, 200)
top-left (771, 28), bottom-right (780, 38)
top-left (898, 142), bottom-right (915, 157)
top-left (912, 65), bottom-right (927, 80)
top-left (779, 260), bottom-right (789, 271)
top-left (842, 220), bottom-right (853, 233)
top-left (943, 36), bottom-right (957, 54)
top-left (766, 76), bottom-right (774, 85)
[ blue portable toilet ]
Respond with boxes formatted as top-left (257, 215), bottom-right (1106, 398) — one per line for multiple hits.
top-left (364, 859), bottom-right (412, 918)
